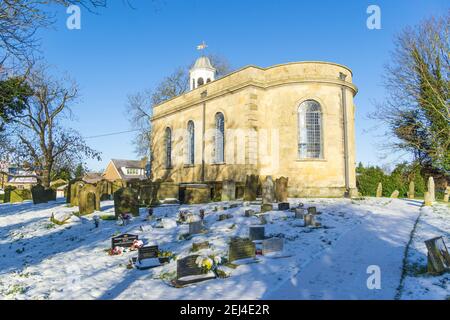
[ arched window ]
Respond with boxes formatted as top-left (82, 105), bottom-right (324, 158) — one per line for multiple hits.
top-left (164, 127), bottom-right (172, 168)
top-left (186, 120), bottom-right (195, 165)
top-left (197, 77), bottom-right (204, 86)
top-left (214, 112), bottom-right (225, 163)
top-left (298, 100), bottom-right (323, 159)
top-left (206, 78), bottom-right (211, 83)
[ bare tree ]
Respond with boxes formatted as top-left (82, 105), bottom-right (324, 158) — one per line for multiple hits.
top-left (126, 54), bottom-right (233, 158)
top-left (6, 66), bottom-right (100, 187)
top-left (371, 12), bottom-right (450, 175)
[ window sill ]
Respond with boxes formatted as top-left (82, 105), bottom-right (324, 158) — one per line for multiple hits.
top-left (164, 167), bottom-right (173, 170)
top-left (211, 162), bottom-right (226, 166)
top-left (296, 158), bottom-right (327, 162)
top-left (183, 164), bottom-right (196, 168)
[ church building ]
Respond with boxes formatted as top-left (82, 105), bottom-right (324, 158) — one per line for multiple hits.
top-left (150, 55), bottom-right (358, 197)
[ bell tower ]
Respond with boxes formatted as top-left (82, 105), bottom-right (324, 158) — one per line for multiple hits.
top-left (190, 42), bottom-right (216, 90)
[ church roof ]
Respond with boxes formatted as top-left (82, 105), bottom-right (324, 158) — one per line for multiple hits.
top-left (192, 56), bottom-right (215, 70)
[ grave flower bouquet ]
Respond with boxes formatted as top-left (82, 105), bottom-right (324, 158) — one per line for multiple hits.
top-left (195, 255), bottom-right (223, 273)
top-left (110, 246), bottom-right (124, 255)
top-left (158, 250), bottom-right (175, 263)
top-left (130, 239), bottom-right (144, 251)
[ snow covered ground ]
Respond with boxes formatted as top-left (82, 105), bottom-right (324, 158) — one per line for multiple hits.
top-left (0, 197), bottom-right (448, 300)
top-left (401, 202), bottom-right (450, 300)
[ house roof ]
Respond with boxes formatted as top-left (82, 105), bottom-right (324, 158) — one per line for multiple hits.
top-left (110, 159), bottom-right (147, 181)
top-left (82, 172), bottom-right (103, 184)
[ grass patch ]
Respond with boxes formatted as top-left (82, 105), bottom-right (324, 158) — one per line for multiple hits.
top-left (100, 215), bottom-right (116, 221)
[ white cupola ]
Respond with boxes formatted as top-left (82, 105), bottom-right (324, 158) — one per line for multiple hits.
top-left (189, 56), bottom-right (216, 91)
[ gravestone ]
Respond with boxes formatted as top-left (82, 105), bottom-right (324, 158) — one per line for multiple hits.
top-left (249, 226), bottom-right (265, 241)
top-left (221, 180), bottom-right (236, 201)
top-left (114, 187), bottom-right (139, 219)
top-left (157, 182), bottom-right (179, 202)
top-left (425, 237), bottom-right (450, 274)
top-left (274, 177), bottom-right (288, 202)
top-left (218, 213), bottom-right (233, 221)
top-left (6, 188), bottom-right (32, 203)
top-left (138, 245), bottom-right (158, 261)
top-left (307, 207), bottom-right (318, 215)
top-left (262, 238), bottom-right (284, 256)
top-left (70, 181), bottom-right (84, 207)
top-left (294, 208), bottom-right (305, 219)
top-left (243, 175), bottom-right (258, 201)
top-left (173, 255), bottom-right (216, 287)
top-left (189, 220), bottom-right (203, 235)
top-left (408, 181), bottom-right (415, 199)
top-left (261, 204), bottom-right (273, 213)
top-left (424, 192), bottom-right (432, 206)
top-left (390, 190), bottom-right (399, 199)
top-left (245, 209), bottom-right (255, 217)
top-left (261, 176), bottom-right (275, 204)
top-left (376, 182), bottom-right (382, 198)
top-left (111, 233), bottom-right (138, 249)
top-left (444, 187), bottom-right (449, 203)
top-left (78, 184), bottom-right (100, 215)
top-left (133, 245), bottom-right (165, 270)
top-left (184, 184), bottom-right (210, 204)
top-left (304, 214), bottom-right (315, 227)
top-left (192, 241), bottom-right (210, 252)
top-left (427, 177), bottom-right (435, 202)
top-left (278, 202), bottom-right (290, 211)
top-left (31, 184), bottom-right (47, 204)
top-left (228, 238), bottom-right (256, 262)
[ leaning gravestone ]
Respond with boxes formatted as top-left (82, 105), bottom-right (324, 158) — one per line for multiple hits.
top-left (114, 187), bottom-right (139, 219)
top-left (425, 237), bottom-right (450, 274)
top-left (243, 175), bottom-right (258, 201)
top-left (262, 238), bottom-right (284, 256)
top-left (427, 177), bottom-right (435, 202)
top-left (408, 181), bottom-right (415, 199)
top-left (228, 238), bottom-right (256, 263)
top-left (221, 180), bottom-right (236, 201)
top-left (274, 177), bottom-right (288, 202)
top-left (376, 182), bottom-right (382, 198)
top-left (78, 184), bottom-right (100, 215)
top-left (31, 184), bottom-right (47, 204)
top-left (111, 233), bottom-right (138, 249)
top-left (390, 190), bottom-right (399, 199)
top-left (249, 226), bottom-right (265, 241)
top-left (173, 255), bottom-right (216, 287)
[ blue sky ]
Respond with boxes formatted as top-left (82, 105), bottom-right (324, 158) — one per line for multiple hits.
top-left (39, 0), bottom-right (448, 171)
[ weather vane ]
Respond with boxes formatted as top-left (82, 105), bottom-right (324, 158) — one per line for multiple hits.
top-left (196, 41), bottom-right (208, 51)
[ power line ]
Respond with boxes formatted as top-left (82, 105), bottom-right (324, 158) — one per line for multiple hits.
top-left (83, 129), bottom-right (141, 139)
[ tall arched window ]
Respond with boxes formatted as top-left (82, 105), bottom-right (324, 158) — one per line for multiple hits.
top-left (298, 100), bottom-right (323, 159)
top-left (197, 77), bottom-right (204, 86)
top-left (214, 112), bottom-right (225, 163)
top-left (164, 127), bottom-right (172, 168)
top-left (186, 120), bottom-right (195, 165)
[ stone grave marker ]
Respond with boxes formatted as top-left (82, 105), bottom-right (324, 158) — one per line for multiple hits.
top-left (294, 208), bottom-right (305, 219)
top-left (218, 213), bottom-right (233, 221)
top-left (114, 187), bottom-right (139, 219)
top-left (262, 237), bottom-right (284, 256)
top-left (278, 202), bottom-right (290, 211)
top-left (228, 238), bottom-right (256, 263)
top-left (444, 187), bottom-right (449, 203)
top-left (243, 174), bottom-right (258, 201)
top-left (173, 255), bottom-right (216, 287)
top-left (304, 214), bottom-right (315, 227)
top-left (274, 177), bottom-right (288, 202)
top-left (408, 181), bottom-right (415, 199)
top-left (134, 245), bottom-right (163, 270)
top-left (249, 226), bottom-right (265, 241)
top-left (261, 203), bottom-right (273, 213)
top-left (78, 184), bottom-right (100, 215)
top-left (307, 207), bottom-right (318, 215)
top-left (245, 209), bottom-right (255, 217)
top-left (390, 190), bottom-right (399, 199)
top-left (111, 233), bottom-right (138, 249)
top-left (192, 241), bottom-right (210, 252)
top-left (262, 176), bottom-right (275, 204)
top-left (221, 180), bottom-right (236, 201)
top-left (189, 220), bottom-right (203, 235)
top-left (427, 177), bottom-right (435, 202)
top-left (424, 192), bottom-right (432, 206)
top-left (376, 182), bottom-right (382, 198)
top-left (425, 237), bottom-right (450, 274)
top-left (31, 184), bottom-right (47, 204)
